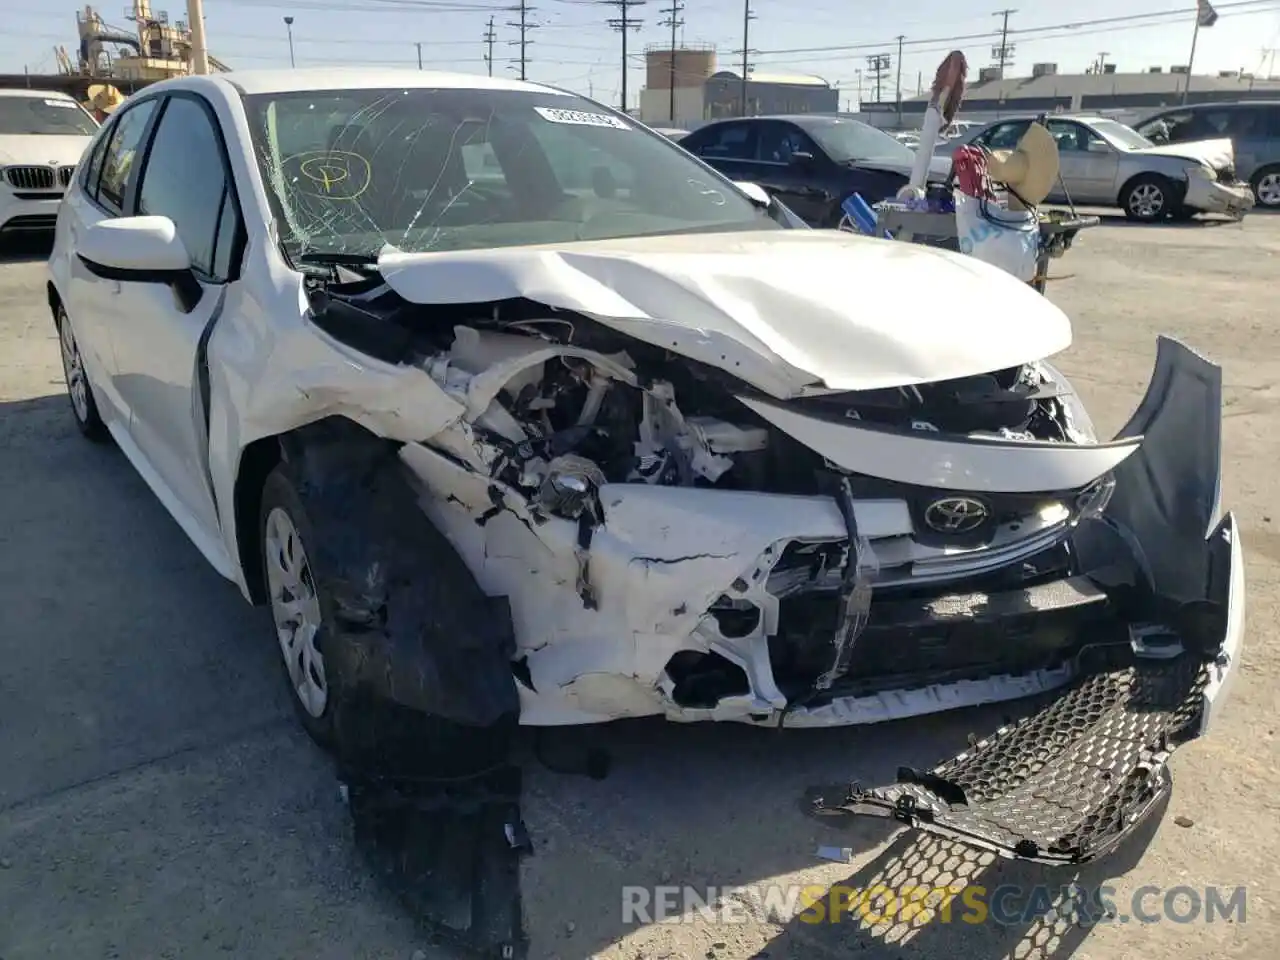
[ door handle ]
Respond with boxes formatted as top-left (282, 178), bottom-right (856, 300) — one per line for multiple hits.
top-left (107, 280), bottom-right (121, 295)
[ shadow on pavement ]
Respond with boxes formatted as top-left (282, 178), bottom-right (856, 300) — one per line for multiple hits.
top-left (0, 233), bottom-right (54, 264)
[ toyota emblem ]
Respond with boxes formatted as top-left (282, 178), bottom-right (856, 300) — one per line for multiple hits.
top-left (923, 496), bottom-right (990, 534)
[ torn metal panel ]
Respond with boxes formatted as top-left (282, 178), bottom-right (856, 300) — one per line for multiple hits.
top-left (737, 394), bottom-right (1142, 493)
top-left (802, 340), bottom-right (1245, 862)
top-left (376, 229), bottom-right (1073, 397)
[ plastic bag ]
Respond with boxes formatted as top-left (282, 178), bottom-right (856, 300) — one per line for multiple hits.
top-left (954, 192), bottom-right (1039, 282)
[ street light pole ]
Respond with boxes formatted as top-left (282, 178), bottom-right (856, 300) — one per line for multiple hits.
top-left (284, 16), bottom-right (296, 68)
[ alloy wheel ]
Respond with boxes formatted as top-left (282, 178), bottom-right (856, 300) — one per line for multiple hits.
top-left (1128, 183), bottom-right (1165, 219)
top-left (59, 314), bottom-right (90, 423)
top-left (264, 506), bottom-right (329, 718)
top-left (1256, 171), bottom-right (1280, 207)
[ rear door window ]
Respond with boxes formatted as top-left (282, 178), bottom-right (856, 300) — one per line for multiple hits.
top-left (690, 122), bottom-right (757, 161)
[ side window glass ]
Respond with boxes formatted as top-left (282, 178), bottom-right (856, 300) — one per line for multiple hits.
top-left (698, 124), bottom-right (753, 160)
top-left (1045, 120), bottom-right (1083, 151)
top-left (81, 121), bottom-right (112, 197)
top-left (211, 186), bottom-right (243, 281)
top-left (97, 99), bottom-right (158, 214)
top-left (757, 123), bottom-right (814, 163)
top-left (1229, 108), bottom-right (1260, 138)
top-left (136, 96), bottom-right (237, 280)
top-left (982, 122), bottom-right (1028, 150)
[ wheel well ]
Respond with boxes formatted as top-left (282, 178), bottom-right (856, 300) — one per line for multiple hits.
top-left (232, 417), bottom-right (395, 605)
top-left (1250, 161), bottom-right (1280, 183)
top-left (47, 283), bottom-right (62, 326)
top-left (233, 436), bottom-right (282, 605)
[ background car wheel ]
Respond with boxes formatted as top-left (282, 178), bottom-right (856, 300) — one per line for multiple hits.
top-left (55, 305), bottom-right (108, 442)
top-left (1250, 165), bottom-right (1280, 208)
top-left (1121, 175), bottom-right (1172, 222)
top-left (259, 466), bottom-right (336, 749)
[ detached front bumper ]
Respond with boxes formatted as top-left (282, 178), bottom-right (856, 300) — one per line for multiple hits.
top-left (1185, 177), bottom-right (1255, 217)
top-left (806, 337), bottom-right (1246, 864)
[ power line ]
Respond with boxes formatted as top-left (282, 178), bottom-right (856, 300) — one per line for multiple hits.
top-left (658, 1), bottom-right (685, 123)
top-left (752, 0), bottom-right (1280, 59)
top-left (603, 0), bottom-right (644, 113)
top-left (483, 15), bottom-right (496, 76)
top-left (992, 7), bottom-right (1016, 75)
top-left (507, 0), bottom-right (538, 80)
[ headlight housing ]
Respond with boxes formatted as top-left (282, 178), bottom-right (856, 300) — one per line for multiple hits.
top-left (1185, 164), bottom-right (1215, 181)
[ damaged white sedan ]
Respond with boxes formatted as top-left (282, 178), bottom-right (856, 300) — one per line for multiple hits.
top-left (48, 69), bottom-right (1244, 955)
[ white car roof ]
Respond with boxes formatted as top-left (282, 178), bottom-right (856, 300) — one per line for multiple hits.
top-left (214, 67), bottom-right (572, 97)
top-left (0, 87), bottom-right (77, 100)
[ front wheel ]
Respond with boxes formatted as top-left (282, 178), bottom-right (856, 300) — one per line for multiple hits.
top-left (259, 467), bottom-right (336, 748)
top-left (1250, 165), bottom-right (1280, 208)
top-left (1121, 175), bottom-right (1172, 222)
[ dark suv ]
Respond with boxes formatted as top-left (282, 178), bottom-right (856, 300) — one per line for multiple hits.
top-left (1134, 101), bottom-right (1280, 208)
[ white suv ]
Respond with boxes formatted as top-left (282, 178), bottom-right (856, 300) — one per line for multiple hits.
top-left (0, 88), bottom-right (99, 237)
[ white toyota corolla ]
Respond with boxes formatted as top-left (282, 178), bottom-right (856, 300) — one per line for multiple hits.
top-left (46, 69), bottom-right (1243, 944)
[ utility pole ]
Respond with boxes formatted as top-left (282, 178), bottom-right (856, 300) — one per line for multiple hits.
top-left (415, 41), bottom-right (423, 69)
top-left (865, 53), bottom-right (889, 103)
top-left (483, 16), bottom-right (496, 76)
top-left (283, 17), bottom-right (296, 68)
top-left (854, 67), bottom-right (863, 105)
top-left (992, 8), bottom-right (1016, 77)
top-left (604, 0), bottom-right (645, 115)
top-left (739, 0), bottom-right (756, 117)
top-left (894, 34), bottom-right (905, 127)
top-left (188, 0), bottom-right (210, 75)
top-left (507, 1), bottom-right (537, 81)
top-left (658, 1), bottom-right (684, 124)
top-left (1095, 51), bottom-right (1109, 73)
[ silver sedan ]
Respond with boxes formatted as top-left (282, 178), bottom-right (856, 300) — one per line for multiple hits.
top-left (937, 114), bottom-right (1255, 222)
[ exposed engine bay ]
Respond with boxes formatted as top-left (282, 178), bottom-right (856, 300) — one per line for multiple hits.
top-left (305, 275), bottom-right (1125, 725)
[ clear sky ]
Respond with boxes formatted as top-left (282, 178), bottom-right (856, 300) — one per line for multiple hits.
top-left (4, 0), bottom-right (1279, 110)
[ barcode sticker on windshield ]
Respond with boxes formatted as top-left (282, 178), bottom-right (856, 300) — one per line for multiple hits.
top-left (44, 99), bottom-right (78, 108)
top-left (534, 107), bottom-right (630, 130)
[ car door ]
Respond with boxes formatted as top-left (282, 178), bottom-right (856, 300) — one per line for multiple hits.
top-left (1223, 105), bottom-right (1268, 181)
top-left (1045, 119), bottom-right (1119, 203)
top-left (105, 92), bottom-right (245, 542)
top-left (751, 120), bottom-right (831, 222)
top-left (60, 95), bottom-right (162, 428)
top-left (683, 120), bottom-right (760, 182)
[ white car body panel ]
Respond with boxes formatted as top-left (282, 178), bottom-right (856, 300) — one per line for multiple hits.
top-left (44, 71), bottom-right (1242, 736)
top-left (378, 230), bottom-right (1073, 396)
top-left (1129, 136), bottom-right (1234, 169)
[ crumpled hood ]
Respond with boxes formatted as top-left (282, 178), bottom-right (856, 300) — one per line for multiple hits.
top-left (1130, 137), bottom-right (1235, 170)
top-left (0, 134), bottom-right (93, 167)
top-left (377, 230), bottom-right (1071, 398)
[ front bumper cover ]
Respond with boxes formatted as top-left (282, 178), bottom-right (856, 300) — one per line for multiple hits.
top-left (1185, 177), bottom-right (1255, 217)
top-left (806, 336), bottom-right (1245, 864)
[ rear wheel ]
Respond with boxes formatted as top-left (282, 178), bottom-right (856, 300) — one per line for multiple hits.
top-left (1250, 165), bottom-right (1280, 208)
top-left (1121, 175), bottom-right (1172, 222)
top-left (56, 305), bottom-right (108, 442)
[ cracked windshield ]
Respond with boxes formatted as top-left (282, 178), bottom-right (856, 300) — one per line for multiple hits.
top-left (246, 87), bottom-right (777, 260)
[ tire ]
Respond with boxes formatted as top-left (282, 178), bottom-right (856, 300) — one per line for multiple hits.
top-left (259, 465), bottom-right (337, 749)
top-left (55, 304), bottom-right (108, 442)
top-left (1250, 164), bottom-right (1280, 208)
top-left (1120, 174), bottom-right (1172, 222)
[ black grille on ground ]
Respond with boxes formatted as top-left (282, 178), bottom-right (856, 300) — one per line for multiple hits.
top-left (808, 645), bottom-right (1210, 864)
top-left (4, 165), bottom-right (56, 190)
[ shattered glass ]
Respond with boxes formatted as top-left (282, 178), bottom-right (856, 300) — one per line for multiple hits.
top-left (242, 87), bottom-right (777, 262)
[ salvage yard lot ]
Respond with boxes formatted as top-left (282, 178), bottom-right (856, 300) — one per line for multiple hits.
top-left (1, 214), bottom-right (1276, 960)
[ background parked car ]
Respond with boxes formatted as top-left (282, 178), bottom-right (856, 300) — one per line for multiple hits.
top-left (1133, 101), bottom-right (1280, 209)
top-left (650, 126), bottom-right (690, 141)
top-left (679, 115), bottom-right (951, 226)
top-left (937, 114), bottom-right (1253, 222)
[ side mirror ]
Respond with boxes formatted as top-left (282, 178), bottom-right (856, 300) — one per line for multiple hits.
top-left (734, 180), bottom-right (771, 208)
top-left (77, 215), bottom-right (203, 313)
top-left (789, 150), bottom-right (815, 166)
